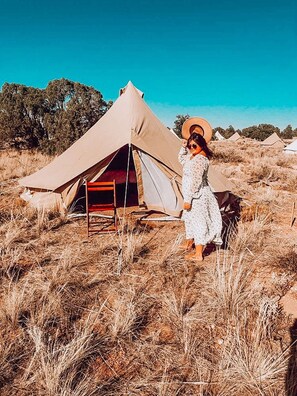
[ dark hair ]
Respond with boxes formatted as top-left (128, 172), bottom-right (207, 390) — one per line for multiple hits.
top-left (187, 132), bottom-right (213, 159)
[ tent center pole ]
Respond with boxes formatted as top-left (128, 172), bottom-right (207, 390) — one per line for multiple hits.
top-left (117, 143), bottom-right (132, 276)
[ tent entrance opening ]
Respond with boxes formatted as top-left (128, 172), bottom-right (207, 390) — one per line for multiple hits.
top-left (97, 145), bottom-right (138, 207)
top-left (73, 145), bottom-right (139, 212)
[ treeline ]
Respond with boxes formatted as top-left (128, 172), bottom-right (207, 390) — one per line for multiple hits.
top-left (0, 79), bottom-right (111, 154)
top-left (1, 81), bottom-right (296, 155)
top-left (173, 114), bottom-right (297, 141)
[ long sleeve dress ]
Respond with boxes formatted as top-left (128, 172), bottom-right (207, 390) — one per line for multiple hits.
top-left (178, 147), bottom-right (222, 246)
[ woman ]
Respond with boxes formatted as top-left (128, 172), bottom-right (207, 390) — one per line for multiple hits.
top-left (178, 132), bottom-right (222, 261)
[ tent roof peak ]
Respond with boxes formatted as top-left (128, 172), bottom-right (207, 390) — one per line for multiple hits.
top-left (119, 81), bottom-right (144, 98)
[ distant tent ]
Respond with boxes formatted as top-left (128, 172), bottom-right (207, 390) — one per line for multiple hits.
top-left (228, 132), bottom-right (241, 142)
top-left (283, 139), bottom-right (297, 154)
top-left (260, 133), bottom-right (284, 148)
top-left (215, 131), bottom-right (225, 141)
top-left (20, 82), bottom-right (235, 217)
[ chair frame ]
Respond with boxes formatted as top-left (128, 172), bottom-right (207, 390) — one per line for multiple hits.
top-left (85, 180), bottom-right (118, 236)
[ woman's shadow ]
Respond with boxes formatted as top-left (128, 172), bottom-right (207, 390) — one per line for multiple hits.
top-left (286, 319), bottom-right (297, 396)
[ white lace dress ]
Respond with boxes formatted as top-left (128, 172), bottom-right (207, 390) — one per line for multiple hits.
top-left (178, 147), bottom-right (222, 246)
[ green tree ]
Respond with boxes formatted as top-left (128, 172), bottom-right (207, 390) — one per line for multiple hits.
top-left (42, 79), bottom-right (110, 154)
top-left (242, 125), bottom-right (258, 139)
top-left (0, 83), bottom-right (48, 149)
top-left (173, 114), bottom-right (190, 138)
top-left (242, 124), bottom-right (280, 141)
top-left (282, 124), bottom-right (293, 139)
top-left (257, 124), bottom-right (280, 141)
top-left (224, 125), bottom-right (241, 139)
top-left (0, 79), bottom-right (110, 153)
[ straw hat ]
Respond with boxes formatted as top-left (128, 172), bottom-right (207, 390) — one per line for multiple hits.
top-left (182, 117), bottom-right (212, 143)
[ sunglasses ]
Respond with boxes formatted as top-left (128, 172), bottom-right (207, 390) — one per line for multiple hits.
top-left (188, 143), bottom-right (198, 149)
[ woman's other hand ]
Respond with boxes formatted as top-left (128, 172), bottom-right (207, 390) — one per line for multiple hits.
top-left (183, 202), bottom-right (191, 210)
top-left (182, 139), bottom-right (188, 148)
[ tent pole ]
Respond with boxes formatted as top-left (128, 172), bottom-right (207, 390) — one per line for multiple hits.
top-left (123, 143), bottom-right (131, 218)
top-left (117, 143), bottom-right (132, 275)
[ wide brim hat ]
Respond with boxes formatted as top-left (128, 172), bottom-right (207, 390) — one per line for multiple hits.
top-left (182, 117), bottom-right (212, 143)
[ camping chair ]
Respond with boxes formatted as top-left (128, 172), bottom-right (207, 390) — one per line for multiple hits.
top-left (85, 180), bottom-right (118, 236)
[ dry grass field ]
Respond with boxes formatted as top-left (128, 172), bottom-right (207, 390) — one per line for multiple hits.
top-left (1, 140), bottom-right (297, 395)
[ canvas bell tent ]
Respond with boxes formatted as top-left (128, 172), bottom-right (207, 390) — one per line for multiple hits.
top-left (228, 132), bottom-right (241, 142)
top-left (215, 131), bottom-right (225, 141)
top-left (20, 82), bottom-right (235, 217)
top-left (260, 132), bottom-right (284, 148)
top-left (283, 139), bottom-right (297, 154)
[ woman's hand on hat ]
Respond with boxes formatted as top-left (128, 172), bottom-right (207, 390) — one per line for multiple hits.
top-left (182, 139), bottom-right (188, 148)
top-left (183, 202), bottom-right (191, 210)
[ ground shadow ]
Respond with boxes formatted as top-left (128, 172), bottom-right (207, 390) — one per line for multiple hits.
top-left (215, 192), bottom-right (242, 250)
top-left (286, 319), bottom-right (297, 396)
top-left (203, 243), bottom-right (217, 257)
top-left (181, 193), bottom-right (241, 258)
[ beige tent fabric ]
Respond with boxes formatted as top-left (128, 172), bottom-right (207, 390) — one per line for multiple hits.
top-left (20, 82), bottom-right (181, 191)
top-left (61, 179), bottom-right (81, 209)
top-left (20, 97), bottom-right (132, 191)
top-left (208, 165), bottom-right (233, 192)
top-left (19, 82), bottom-right (234, 216)
top-left (215, 131), bottom-right (225, 140)
top-left (137, 151), bottom-right (182, 216)
top-left (283, 139), bottom-right (297, 154)
top-left (20, 190), bottom-right (63, 211)
top-left (57, 153), bottom-right (117, 208)
top-left (120, 84), bottom-right (144, 98)
top-left (228, 132), bottom-right (241, 141)
top-left (260, 132), bottom-right (284, 148)
top-left (132, 149), bottom-right (144, 205)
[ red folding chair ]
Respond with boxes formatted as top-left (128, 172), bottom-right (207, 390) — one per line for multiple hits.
top-left (85, 180), bottom-right (118, 236)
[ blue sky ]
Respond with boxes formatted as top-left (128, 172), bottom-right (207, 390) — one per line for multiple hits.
top-left (0, 0), bottom-right (296, 129)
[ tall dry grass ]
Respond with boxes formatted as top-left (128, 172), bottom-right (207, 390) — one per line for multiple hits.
top-left (211, 140), bottom-right (297, 201)
top-left (0, 150), bottom-right (52, 182)
top-left (22, 313), bottom-right (105, 396)
top-left (0, 217), bottom-right (292, 395)
top-left (0, 145), bottom-right (296, 395)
